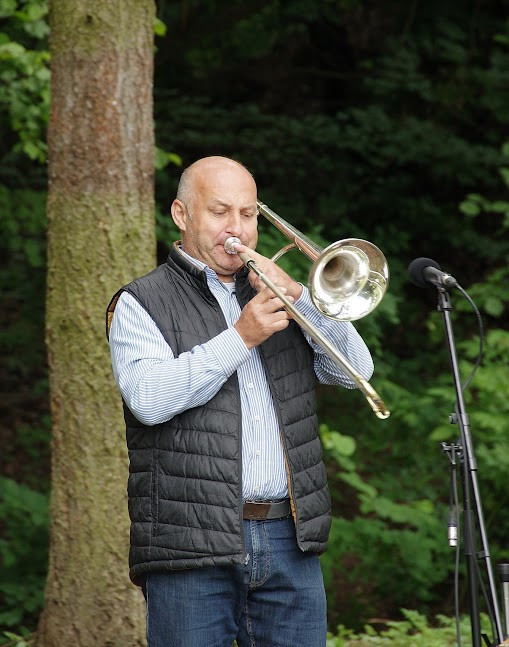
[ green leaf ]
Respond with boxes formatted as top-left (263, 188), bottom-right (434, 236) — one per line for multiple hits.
top-left (21, 140), bottom-right (42, 161)
top-left (155, 147), bottom-right (182, 170)
top-left (340, 471), bottom-right (377, 499)
top-left (154, 17), bottom-right (167, 37)
top-left (459, 200), bottom-right (480, 216)
top-left (0, 0), bottom-right (17, 18)
top-left (490, 200), bottom-right (509, 213)
top-left (322, 429), bottom-right (356, 457)
top-left (499, 167), bottom-right (509, 187)
top-left (484, 296), bottom-right (504, 317)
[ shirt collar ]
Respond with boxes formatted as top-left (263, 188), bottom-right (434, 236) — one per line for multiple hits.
top-left (177, 245), bottom-right (234, 286)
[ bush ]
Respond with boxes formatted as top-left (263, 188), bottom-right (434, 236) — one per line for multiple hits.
top-left (0, 477), bottom-right (49, 632)
top-left (327, 609), bottom-right (480, 646)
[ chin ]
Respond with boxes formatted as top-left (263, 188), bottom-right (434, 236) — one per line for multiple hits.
top-left (210, 253), bottom-right (241, 275)
top-left (224, 259), bottom-right (243, 273)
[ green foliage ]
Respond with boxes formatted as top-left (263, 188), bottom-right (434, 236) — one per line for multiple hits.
top-left (153, 17), bottom-right (167, 38)
top-left (0, 0), bottom-right (50, 163)
top-left (154, 147), bottom-right (182, 171)
top-left (235, 611), bottom-right (478, 647)
top-left (451, 157), bottom-right (509, 558)
top-left (0, 185), bottom-right (47, 375)
top-left (319, 422), bottom-right (452, 628)
top-left (0, 478), bottom-right (49, 631)
top-left (155, 202), bottom-right (180, 249)
top-left (326, 610), bottom-right (479, 646)
top-left (0, 630), bottom-right (34, 647)
top-left (0, 8), bottom-right (50, 634)
top-left (0, 184), bottom-right (46, 267)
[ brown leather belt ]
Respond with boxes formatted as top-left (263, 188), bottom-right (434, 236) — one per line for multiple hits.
top-left (243, 499), bottom-right (291, 520)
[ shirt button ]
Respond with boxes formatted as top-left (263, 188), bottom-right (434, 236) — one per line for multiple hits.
top-left (254, 415), bottom-right (260, 422)
top-left (248, 382), bottom-right (254, 389)
top-left (255, 449), bottom-right (261, 456)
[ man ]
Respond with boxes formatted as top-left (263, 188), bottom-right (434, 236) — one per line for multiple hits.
top-left (107, 156), bottom-right (374, 647)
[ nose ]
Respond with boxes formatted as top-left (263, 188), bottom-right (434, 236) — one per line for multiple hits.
top-left (225, 212), bottom-right (243, 237)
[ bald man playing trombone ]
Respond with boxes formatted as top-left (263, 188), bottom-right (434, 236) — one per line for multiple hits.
top-left (107, 156), bottom-right (374, 647)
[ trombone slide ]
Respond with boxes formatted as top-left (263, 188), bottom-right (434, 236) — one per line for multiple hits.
top-left (229, 241), bottom-right (390, 419)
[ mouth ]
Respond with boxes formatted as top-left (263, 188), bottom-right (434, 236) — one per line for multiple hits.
top-left (223, 236), bottom-right (241, 255)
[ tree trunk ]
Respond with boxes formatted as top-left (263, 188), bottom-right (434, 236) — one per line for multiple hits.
top-left (37, 2), bottom-right (156, 645)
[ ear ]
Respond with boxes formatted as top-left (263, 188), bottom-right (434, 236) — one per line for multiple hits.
top-left (171, 199), bottom-right (187, 232)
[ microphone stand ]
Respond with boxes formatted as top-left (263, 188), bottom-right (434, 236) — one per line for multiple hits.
top-left (436, 286), bottom-right (503, 647)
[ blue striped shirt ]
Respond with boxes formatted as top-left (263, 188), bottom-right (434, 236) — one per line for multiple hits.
top-left (109, 250), bottom-right (374, 501)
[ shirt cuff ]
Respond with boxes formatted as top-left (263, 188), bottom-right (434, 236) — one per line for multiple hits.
top-left (294, 285), bottom-right (314, 314)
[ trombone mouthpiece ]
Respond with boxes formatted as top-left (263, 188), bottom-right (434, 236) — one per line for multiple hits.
top-left (224, 237), bottom-right (241, 254)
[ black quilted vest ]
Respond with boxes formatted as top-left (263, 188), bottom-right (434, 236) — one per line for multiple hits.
top-left (106, 245), bottom-right (332, 583)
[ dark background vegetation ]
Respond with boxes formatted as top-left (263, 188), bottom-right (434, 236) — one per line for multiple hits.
top-left (2, 0), bottom-right (509, 639)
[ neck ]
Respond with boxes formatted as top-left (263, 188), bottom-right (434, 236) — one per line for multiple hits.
top-left (217, 273), bottom-right (235, 283)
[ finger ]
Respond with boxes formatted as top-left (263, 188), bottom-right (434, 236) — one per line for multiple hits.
top-left (253, 286), bottom-right (288, 302)
top-left (267, 296), bottom-right (294, 315)
top-left (267, 299), bottom-right (290, 313)
top-left (271, 313), bottom-right (291, 331)
top-left (268, 288), bottom-right (294, 303)
top-left (232, 242), bottom-right (254, 255)
top-left (235, 243), bottom-right (268, 267)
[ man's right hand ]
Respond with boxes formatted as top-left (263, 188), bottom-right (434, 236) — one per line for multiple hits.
top-left (234, 287), bottom-right (293, 349)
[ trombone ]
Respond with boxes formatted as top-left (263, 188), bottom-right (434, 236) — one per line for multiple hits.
top-left (224, 199), bottom-right (390, 420)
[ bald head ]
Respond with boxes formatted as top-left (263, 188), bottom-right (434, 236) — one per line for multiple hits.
top-left (176, 157), bottom-right (255, 216)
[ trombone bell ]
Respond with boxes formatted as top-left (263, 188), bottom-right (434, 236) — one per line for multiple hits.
top-left (309, 239), bottom-right (388, 321)
top-left (256, 199), bottom-right (389, 322)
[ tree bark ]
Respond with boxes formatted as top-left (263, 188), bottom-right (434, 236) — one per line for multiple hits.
top-left (37, 2), bottom-right (156, 645)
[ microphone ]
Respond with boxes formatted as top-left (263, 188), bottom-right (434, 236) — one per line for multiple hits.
top-left (408, 257), bottom-right (458, 289)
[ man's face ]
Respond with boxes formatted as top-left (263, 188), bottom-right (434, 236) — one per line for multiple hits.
top-left (172, 161), bottom-right (258, 281)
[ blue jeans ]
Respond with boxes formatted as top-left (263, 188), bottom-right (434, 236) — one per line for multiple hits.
top-left (142, 517), bottom-right (327, 647)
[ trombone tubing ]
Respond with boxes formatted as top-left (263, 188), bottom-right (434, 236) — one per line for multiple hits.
top-left (256, 200), bottom-right (320, 262)
top-left (236, 249), bottom-right (390, 420)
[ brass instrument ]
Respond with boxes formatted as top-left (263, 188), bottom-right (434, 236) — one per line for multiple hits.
top-left (224, 200), bottom-right (390, 419)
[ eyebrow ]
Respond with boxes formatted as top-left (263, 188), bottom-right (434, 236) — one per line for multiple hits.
top-left (209, 199), bottom-right (258, 212)
top-left (209, 200), bottom-right (229, 209)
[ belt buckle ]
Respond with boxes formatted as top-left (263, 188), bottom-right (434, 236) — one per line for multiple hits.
top-left (243, 500), bottom-right (290, 520)
top-left (244, 501), bottom-right (271, 520)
